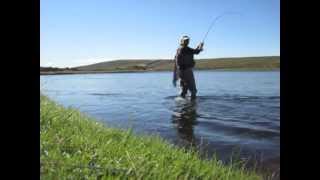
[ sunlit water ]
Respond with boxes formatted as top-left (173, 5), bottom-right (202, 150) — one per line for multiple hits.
top-left (41, 70), bottom-right (280, 174)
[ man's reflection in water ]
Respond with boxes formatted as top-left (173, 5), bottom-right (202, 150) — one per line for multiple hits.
top-left (171, 99), bottom-right (198, 147)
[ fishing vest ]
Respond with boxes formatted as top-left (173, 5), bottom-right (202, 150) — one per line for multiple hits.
top-left (175, 47), bottom-right (195, 70)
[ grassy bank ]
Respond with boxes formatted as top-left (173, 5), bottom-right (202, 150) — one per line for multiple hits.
top-left (40, 95), bottom-right (262, 179)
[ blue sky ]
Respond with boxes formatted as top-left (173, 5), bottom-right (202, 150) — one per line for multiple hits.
top-left (41, 0), bottom-right (279, 68)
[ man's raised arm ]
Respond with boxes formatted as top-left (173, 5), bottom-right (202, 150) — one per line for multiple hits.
top-left (192, 42), bottom-right (204, 54)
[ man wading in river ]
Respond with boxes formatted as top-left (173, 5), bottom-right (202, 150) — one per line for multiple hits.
top-left (173, 35), bottom-right (204, 100)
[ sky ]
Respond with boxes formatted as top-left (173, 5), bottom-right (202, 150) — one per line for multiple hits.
top-left (40, 0), bottom-right (280, 68)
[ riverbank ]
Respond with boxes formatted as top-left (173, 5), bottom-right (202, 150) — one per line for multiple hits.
top-left (40, 56), bottom-right (280, 75)
top-left (40, 95), bottom-right (262, 179)
top-left (40, 68), bottom-right (280, 75)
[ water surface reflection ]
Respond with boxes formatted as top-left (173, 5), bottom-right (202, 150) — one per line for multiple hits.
top-left (171, 98), bottom-right (198, 147)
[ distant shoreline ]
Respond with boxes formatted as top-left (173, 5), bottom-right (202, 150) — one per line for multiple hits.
top-left (40, 56), bottom-right (280, 75)
top-left (40, 68), bottom-right (280, 76)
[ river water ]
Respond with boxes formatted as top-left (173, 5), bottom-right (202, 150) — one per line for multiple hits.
top-left (41, 70), bottom-right (280, 174)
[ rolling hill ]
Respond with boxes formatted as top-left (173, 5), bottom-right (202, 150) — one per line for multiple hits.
top-left (41, 56), bottom-right (280, 75)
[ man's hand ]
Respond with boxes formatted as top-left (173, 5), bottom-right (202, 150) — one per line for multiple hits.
top-left (197, 42), bottom-right (204, 51)
top-left (199, 42), bottom-right (204, 49)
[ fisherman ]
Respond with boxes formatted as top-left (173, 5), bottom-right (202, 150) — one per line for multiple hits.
top-left (173, 35), bottom-right (204, 100)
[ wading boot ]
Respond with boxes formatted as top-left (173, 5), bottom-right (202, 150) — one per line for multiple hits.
top-left (180, 92), bottom-right (186, 98)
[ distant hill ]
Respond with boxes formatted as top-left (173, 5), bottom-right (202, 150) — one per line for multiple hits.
top-left (76, 60), bottom-right (153, 71)
top-left (76, 56), bottom-right (280, 71)
top-left (41, 56), bottom-right (280, 75)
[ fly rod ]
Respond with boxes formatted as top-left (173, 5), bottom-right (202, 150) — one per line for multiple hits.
top-left (201, 11), bottom-right (241, 43)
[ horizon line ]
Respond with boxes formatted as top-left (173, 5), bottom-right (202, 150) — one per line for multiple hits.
top-left (41, 55), bottom-right (280, 68)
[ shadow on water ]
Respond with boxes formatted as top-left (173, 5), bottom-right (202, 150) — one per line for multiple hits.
top-left (171, 97), bottom-right (198, 148)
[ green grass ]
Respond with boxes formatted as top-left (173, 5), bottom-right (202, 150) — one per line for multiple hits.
top-left (40, 95), bottom-right (262, 179)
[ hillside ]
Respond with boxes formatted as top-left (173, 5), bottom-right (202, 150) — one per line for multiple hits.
top-left (76, 56), bottom-right (279, 71)
top-left (41, 56), bottom-right (280, 75)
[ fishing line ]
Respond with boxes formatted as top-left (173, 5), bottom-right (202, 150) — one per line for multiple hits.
top-left (201, 11), bottom-right (242, 43)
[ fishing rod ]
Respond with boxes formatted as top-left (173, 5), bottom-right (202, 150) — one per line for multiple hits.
top-left (201, 11), bottom-right (241, 43)
top-left (172, 12), bottom-right (241, 88)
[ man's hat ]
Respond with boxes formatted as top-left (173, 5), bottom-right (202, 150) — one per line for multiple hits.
top-left (180, 35), bottom-right (190, 45)
top-left (181, 35), bottom-right (190, 41)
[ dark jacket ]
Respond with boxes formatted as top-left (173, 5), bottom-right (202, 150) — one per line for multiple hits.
top-left (175, 46), bottom-right (202, 70)
top-left (173, 46), bottom-right (202, 83)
